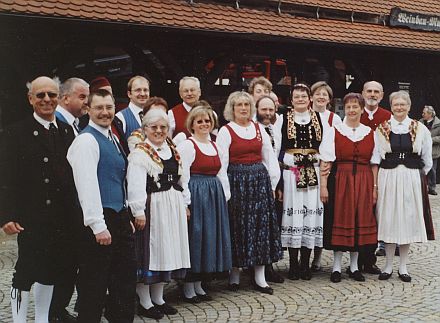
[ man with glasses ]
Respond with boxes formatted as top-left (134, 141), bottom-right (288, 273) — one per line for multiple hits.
top-left (115, 76), bottom-right (150, 139)
top-left (67, 89), bottom-right (136, 323)
top-left (0, 76), bottom-right (80, 322)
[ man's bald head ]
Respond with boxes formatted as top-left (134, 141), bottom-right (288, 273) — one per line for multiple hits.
top-left (27, 76), bottom-right (60, 121)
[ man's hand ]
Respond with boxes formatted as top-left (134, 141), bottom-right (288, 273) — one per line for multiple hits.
top-left (320, 186), bottom-right (329, 204)
top-left (2, 222), bottom-right (24, 235)
top-left (95, 229), bottom-right (112, 245)
top-left (276, 189), bottom-right (283, 202)
top-left (186, 207), bottom-right (191, 221)
top-left (134, 215), bottom-right (146, 231)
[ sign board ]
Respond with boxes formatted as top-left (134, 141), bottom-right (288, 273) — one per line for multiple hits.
top-left (390, 7), bottom-right (440, 32)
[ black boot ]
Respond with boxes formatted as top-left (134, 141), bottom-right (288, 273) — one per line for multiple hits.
top-left (288, 248), bottom-right (300, 280)
top-left (265, 264), bottom-right (284, 283)
top-left (300, 247), bottom-right (312, 280)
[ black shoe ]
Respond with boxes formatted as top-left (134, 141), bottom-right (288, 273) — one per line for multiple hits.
top-left (428, 189), bottom-right (438, 195)
top-left (152, 302), bottom-right (178, 315)
top-left (138, 305), bottom-right (164, 319)
top-left (375, 249), bottom-right (386, 257)
top-left (311, 264), bottom-right (322, 272)
top-left (196, 293), bottom-right (213, 301)
top-left (228, 283), bottom-right (240, 292)
top-left (398, 271), bottom-right (412, 282)
top-left (363, 264), bottom-right (382, 275)
top-left (182, 295), bottom-right (202, 303)
top-left (348, 269), bottom-right (365, 282)
top-left (49, 311), bottom-right (77, 323)
top-left (330, 271), bottom-right (341, 283)
top-left (288, 266), bottom-right (300, 280)
top-left (378, 271), bottom-right (393, 280)
top-left (254, 284), bottom-right (273, 295)
top-left (300, 269), bottom-right (312, 280)
top-left (265, 267), bottom-right (285, 283)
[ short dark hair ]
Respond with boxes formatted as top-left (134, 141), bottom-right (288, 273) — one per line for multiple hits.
top-left (291, 83), bottom-right (311, 99)
top-left (88, 89), bottom-right (114, 106)
top-left (343, 92), bottom-right (365, 108)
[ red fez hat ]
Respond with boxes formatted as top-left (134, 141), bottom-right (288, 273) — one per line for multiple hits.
top-left (90, 76), bottom-right (111, 93)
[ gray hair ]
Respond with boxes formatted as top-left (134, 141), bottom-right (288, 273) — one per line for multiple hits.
top-left (179, 76), bottom-right (200, 91)
top-left (363, 81), bottom-right (384, 93)
top-left (142, 108), bottom-right (169, 128)
top-left (223, 91), bottom-right (256, 122)
top-left (26, 76), bottom-right (60, 94)
top-left (389, 90), bottom-right (411, 108)
top-left (60, 78), bottom-right (89, 97)
top-left (424, 105), bottom-right (436, 117)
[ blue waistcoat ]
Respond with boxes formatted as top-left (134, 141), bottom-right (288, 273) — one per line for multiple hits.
top-left (81, 126), bottom-right (127, 212)
top-left (120, 107), bottom-right (140, 139)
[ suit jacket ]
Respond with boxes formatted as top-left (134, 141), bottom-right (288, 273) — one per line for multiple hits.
top-left (0, 116), bottom-right (80, 232)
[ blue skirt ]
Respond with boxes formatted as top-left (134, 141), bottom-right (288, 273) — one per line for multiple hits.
top-left (228, 162), bottom-right (282, 267)
top-left (188, 174), bottom-right (232, 274)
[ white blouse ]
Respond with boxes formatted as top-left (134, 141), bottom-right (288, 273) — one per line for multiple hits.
top-left (216, 121), bottom-right (280, 190)
top-left (177, 137), bottom-right (230, 206)
top-left (127, 138), bottom-right (177, 217)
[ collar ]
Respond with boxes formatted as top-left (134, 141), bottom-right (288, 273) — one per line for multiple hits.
top-left (56, 105), bottom-right (76, 125)
top-left (364, 106), bottom-right (378, 118)
top-left (339, 119), bottom-right (370, 138)
top-left (145, 138), bottom-right (169, 152)
top-left (390, 116), bottom-right (411, 127)
top-left (182, 102), bottom-right (192, 112)
top-left (89, 120), bottom-right (111, 137)
top-left (128, 102), bottom-right (143, 114)
top-left (33, 112), bottom-right (57, 130)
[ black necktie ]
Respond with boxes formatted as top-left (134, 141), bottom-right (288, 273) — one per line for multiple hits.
top-left (139, 111), bottom-right (144, 122)
top-left (49, 122), bottom-right (57, 151)
top-left (108, 130), bottom-right (120, 153)
top-left (265, 126), bottom-right (275, 149)
top-left (73, 119), bottom-right (80, 133)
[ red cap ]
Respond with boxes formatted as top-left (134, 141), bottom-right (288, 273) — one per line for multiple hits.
top-left (90, 76), bottom-right (111, 93)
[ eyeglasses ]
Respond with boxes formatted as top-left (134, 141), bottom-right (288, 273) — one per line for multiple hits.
top-left (130, 88), bottom-right (149, 94)
top-left (90, 105), bottom-right (115, 112)
top-left (34, 92), bottom-right (58, 99)
top-left (195, 119), bottom-right (211, 124)
top-left (146, 125), bottom-right (168, 132)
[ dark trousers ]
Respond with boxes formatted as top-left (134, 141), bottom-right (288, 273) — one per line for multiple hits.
top-left (77, 209), bottom-right (136, 323)
top-left (427, 158), bottom-right (438, 191)
top-left (358, 244), bottom-right (377, 269)
top-left (49, 259), bottom-right (78, 317)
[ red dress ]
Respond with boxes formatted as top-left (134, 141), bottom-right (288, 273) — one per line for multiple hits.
top-left (324, 128), bottom-right (378, 250)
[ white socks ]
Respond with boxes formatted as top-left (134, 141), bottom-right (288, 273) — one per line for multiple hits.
top-left (349, 252), bottom-right (359, 272)
top-left (33, 283), bottom-right (54, 323)
top-left (150, 283), bottom-right (165, 305)
top-left (333, 251), bottom-right (343, 273)
top-left (229, 267), bottom-right (240, 285)
top-left (254, 265), bottom-right (268, 288)
top-left (11, 288), bottom-right (29, 323)
top-left (194, 281), bottom-right (206, 295)
top-left (136, 284), bottom-right (153, 310)
top-left (398, 244), bottom-right (410, 275)
top-left (383, 243), bottom-right (396, 274)
top-left (183, 282), bottom-right (197, 299)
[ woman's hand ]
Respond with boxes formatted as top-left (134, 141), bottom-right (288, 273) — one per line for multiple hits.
top-left (186, 207), bottom-right (191, 221)
top-left (134, 215), bottom-right (146, 231)
top-left (320, 186), bottom-right (329, 204)
top-left (373, 187), bottom-right (378, 205)
top-left (276, 189), bottom-right (283, 202)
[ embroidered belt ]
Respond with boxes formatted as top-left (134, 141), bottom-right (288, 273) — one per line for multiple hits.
top-left (281, 151), bottom-right (319, 189)
top-left (285, 148), bottom-right (318, 155)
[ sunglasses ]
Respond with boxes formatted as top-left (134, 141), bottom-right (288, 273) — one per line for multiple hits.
top-left (34, 92), bottom-right (58, 99)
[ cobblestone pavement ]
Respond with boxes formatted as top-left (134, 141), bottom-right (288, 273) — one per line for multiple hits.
top-left (1, 190), bottom-right (439, 322)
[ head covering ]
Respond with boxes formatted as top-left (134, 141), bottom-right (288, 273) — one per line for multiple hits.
top-left (90, 76), bottom-right (111, 93)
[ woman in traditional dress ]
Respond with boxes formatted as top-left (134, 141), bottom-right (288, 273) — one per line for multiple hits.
top-left (127, 109), bottom-right (190, 319)
top-left (375, 90), bottom-right (435, 282)
top-left (278, 83), bottom-right (327, 280)
top-left (320, 93), bottom-right (380, 283)
top-left (216, 91), bottom-right (282, 295)
top-left (178, 105), bottom-right (232, 302)
top-left (309, 81), bottom-right (342, 272)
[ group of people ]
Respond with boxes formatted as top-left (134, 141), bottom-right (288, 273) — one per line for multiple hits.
top-left (0, 73), bottom-right (436, 323)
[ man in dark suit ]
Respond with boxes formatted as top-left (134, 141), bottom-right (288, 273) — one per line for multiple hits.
top-left (0, 76), bottom-right (80, 322)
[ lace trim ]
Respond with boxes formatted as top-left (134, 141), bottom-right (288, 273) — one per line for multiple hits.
top-left (287, 108), bottom-right (322, 144)
top-left (334, 123), bottom-right (371, 142)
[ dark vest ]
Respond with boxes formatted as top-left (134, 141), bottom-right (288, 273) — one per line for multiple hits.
top-left (81, 126), bottom-right (127, 211)
top-left (120, 107), bottom-right (140, 139)
top-left (280, 109), bottom-right (323, 150)
top-left (146, 150), bottom-right (182, 193)
top-left (380, 132), bottom-right (424, 169)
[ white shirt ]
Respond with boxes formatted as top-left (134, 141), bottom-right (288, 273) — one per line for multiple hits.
top-left (33, 112), bottom-right (57, 129)
top-left (216, 122), bottom-right (280, 190)
top-left (56, 105), bottom-right (80, 136)
top-left (168, 102), bottom-right (192, 137)
top-left (319, 110), bottom-right (342, 127)
top-left (258, 121), bottom-right (281, 158)
top-left (364, 106), bottom-right (379, 120)
top-left (320, 120), bottom-right (381, 164)
top-left (116, 102), bottom-right (143, 134)
top-left (67, 120), bottom-right (120, 234)
top-left (177, 137), bottom-right (230, 206)
top-left (127, 138), bottom-right (173, 217)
